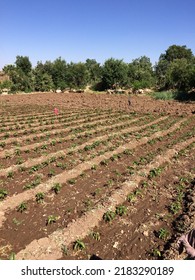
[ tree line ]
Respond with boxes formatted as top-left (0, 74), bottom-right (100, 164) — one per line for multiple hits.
top-left (1, 44), bottom-right (195, 93)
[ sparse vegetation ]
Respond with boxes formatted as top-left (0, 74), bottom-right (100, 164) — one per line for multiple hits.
top-left (0, 95), bottom-right (194, 261)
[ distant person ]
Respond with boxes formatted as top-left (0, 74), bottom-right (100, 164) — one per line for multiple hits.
top-left (128, 94), bottom-right (131, 106)
top-left (54, 108), bottom-right (59, 115)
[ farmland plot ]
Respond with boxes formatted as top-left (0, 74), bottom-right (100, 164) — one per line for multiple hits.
top-left (0, 95), bottom-right (194, 260)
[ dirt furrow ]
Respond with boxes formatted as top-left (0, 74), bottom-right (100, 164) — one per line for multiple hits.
top-left (0, 110), bottom-right (96, 131)
top-left (0, 116), bottom-right (165, 175)
top-left (0, 112), bottom-right (135, 159)
top-left (0, 117), bottom-right (188, 225)
top-left (15, 136), bottom-right (195, 259)
top-left (0, 111), bottom-right (118, 140)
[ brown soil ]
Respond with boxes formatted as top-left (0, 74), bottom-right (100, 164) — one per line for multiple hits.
top-left (0, 92), bottom-right (194, 260)
top-left (0, 91), bottom-right (194, 116)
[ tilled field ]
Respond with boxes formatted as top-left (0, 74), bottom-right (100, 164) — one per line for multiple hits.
top-left (0, 92), bottom-right (194, 260)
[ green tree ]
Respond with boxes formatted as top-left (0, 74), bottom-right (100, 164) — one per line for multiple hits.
top-left (15, 56), bottom-right (32, 75)
top-left (163, 45), bottom-right (193, 62)
top-left (128, 56), bottom-right (155, 89)
top-left (66, 62), bottom-right (88, 89)
top-left (101, 58), bottom-right (128, 89)
top-left (85, 59), bottom-right (102, 85)
top-left (3, 65), bottom-right (33, 92)
top-left (52, 57), bottom-right (67, 90)
top-left (33, 71), bottom-right (54, 91)
top-left (155, 45), bottom-right (194, 90)
top-left (0, 80), bottom-right (13, 93)
top-left (3, 56), bottom-right (33, 92)
top-left (165, 58), bottom-right (195, 91)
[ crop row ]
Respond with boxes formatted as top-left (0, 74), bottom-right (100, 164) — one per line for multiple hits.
top-left (13, 134), bottom-right (195, 260)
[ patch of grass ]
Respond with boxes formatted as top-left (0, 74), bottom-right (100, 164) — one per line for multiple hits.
top-left (152, 91), bottom-right (194, 101)
top-left (152, 91), bottom-right (176, 100)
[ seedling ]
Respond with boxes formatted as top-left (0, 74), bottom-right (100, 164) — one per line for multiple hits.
top-left (104, 179), bottom-right (114, 187)
top-left (91, 231), bottom-right (101, 241)
top-left (103, 211), bottom-right (116, 222)
top-left (123, 149), bottom-right (133, 155)
top-left (68, 179), bottom-right (76, 185)
top-left (127, 193), bottom-right (136, 203)
top-left (15, 149), bottom-right (21, 156)
top-left (157, 228), bottom-right (169, 240)
top-left (49, 156), bottom-right (57, 163)
top-left (91, 164), bottom-right (97, 170)
top-left (48, 169), bottom-right (55, 177)
top-left (16, 158), bottom-right (24, 165)
top-left (4, 152), bottom-right (11, 159)
top-left (148, 167), bottom-right (163, 179)
top-left (0, 142), bottom-right (6, 148)
top-left (152, 248), bottom-right (162, 258)
top-left (35, 192), bottom-right (45, 203)
top-left (169, 201), bottom-right (181, 214)
top-left (110, 154), bottom-right (119, 161)
top-left (17, 202), bottom-right (27, 213)
top-left (29, 165), bottom-right (40, 173)
top-left (73, 239), bottom-right (86, 251)
top-left (50, 140), bottom-right (56, 146)
top-left (0, 189), bottom-right (8, 200)
top-left (7, 171), bottom-right (14, 178)
top-left (41, 144), bottom-right (48, 150)
top-left (134, 189), bottom-right (142, 197)
top-left (46, 215), bottom-right (58, 225)
top-left (83, 199), bottom-right (92, 211)
top-left (127, 166), bottom-right (134, 175)
top-left (141, 181), bottom-right (149, 188)
top-left (23, 175), bottom-right (42, 190)
top-left (61, 244), bottom-right (68, 255)
top-left (13, 218), bottom-right (23, 226)
top-left (92, 188), bottom-right (101, 196)
top-left (9, 252), bottom-right (16, 260)
top-left (114, 169), bottom-right (122, 177)
top-left (52, 183), bottom-right (62, 194)
top-left (100, 159), bottom-right (109, 166)
top-left (115, 205), bottom-right (127, 216)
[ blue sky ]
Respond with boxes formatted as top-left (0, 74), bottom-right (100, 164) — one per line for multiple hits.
top-left (1, 0), bottom-right (195, 69)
